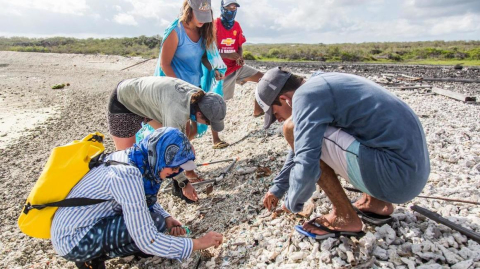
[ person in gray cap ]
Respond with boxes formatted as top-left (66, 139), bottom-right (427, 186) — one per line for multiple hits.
top-left (215, 0), bottom-right (264, 121)
top-left (107, 76), bottom-right (226, 203)
top-left (158, 0), bottom-right (230, 150)
top-left (256, 67), bottom-right (430, 240)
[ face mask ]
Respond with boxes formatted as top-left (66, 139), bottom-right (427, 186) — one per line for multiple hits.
top-left (220, 1), bottom-right (237, 30)
top-left (222, 9), bottom-right (237, 22)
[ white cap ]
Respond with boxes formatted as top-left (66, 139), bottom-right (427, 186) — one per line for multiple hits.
top-left (180, 160), bottom-right (197, 171)
top-left (223, 0), bottom-right (240, 7)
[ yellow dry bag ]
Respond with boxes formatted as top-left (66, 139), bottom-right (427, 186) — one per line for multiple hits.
top-left (18, 132), bottom-right (107, 239)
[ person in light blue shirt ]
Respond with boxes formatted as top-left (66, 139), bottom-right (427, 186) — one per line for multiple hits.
top-left (255, 67), bottom-right (430, 239)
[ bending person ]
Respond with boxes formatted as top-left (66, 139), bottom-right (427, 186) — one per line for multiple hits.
top-left (216, 0), bottom-right (264, 119)
top-left (51, 128), bottom-right (223, 269)
top-left (156, 0), bottom-right (228, 149)
top-left (257, 67), bottom-right (430, 239)
top-left (107, 76), bottom-right (226, 201)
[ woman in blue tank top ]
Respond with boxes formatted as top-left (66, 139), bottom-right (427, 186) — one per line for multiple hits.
top-left (160, 0), bottom-right (222, 86)
top-left (159, 0), bottom-right (229, 181)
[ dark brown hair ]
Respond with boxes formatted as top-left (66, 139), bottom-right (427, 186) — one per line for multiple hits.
top-left (190, 90), bottom-right (210, 124)
top-left (180, 1), bottom-right (216, 50)
top-left (271, 72), bottom-right (305, 106)
top-left (190, 90), bottom-right (205, 105)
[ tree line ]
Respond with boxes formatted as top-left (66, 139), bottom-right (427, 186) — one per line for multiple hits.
top-left (0, 36), bottom-right (479, 63)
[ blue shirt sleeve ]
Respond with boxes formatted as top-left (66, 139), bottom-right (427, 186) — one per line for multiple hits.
top-left (269, 150), bottom-right (294, 199)
top-left (284, 82), bottom-right (335, 213)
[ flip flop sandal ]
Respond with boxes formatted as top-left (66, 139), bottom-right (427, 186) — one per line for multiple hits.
top-left (294, 218), bottom-right (365, 240)
top-left (353, 206), bottom-right (393, 226)
top-left (212, 141), bottom-right (229, 149)
top-left (186, 177), bottom-right (204, 183)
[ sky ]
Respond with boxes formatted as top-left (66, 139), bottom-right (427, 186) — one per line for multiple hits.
top-left (0, 0), bottom-right (479, 44)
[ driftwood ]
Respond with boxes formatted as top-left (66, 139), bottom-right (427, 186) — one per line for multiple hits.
top-left (398, 74), bottom-right (423, 81)
top-left (120, 58), bottom-right (154, 71)
top-left (432, 87), bottom-right (477, 102)
top-left (387, 85), bottom-right (433, 90)
top-left (344, 187), bottom-right (480, 205)
top-left (197, 158), bottom-right (237, 167)
top-left (161, 158), bottom-right (238, 192)
top-left (423, 77), bottom-right (480, 83)
top-left (411, 205), bottom-right (480, 243)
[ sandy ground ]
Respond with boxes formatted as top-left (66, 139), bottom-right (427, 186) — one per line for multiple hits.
top-left (0, 51), bottom-right (480, 269)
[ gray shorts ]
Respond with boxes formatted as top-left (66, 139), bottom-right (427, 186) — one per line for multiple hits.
top-left (223, 65), bottom-right (259, 100)
top-left (322, 127), bottom-right (426, 203)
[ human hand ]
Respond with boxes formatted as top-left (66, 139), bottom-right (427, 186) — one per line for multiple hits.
top-left (193, 231), bottom-right (223, 250)
top-left (214, 70), bottom-right (225, 81)
top-left (165, 217), bottom-right (186, 236)
top-left (236, 57), bottom-right (245, 66)
top-left (182, 182), bottom-right (199, 201)
top-left (263, 191), bottom-right (279, 211)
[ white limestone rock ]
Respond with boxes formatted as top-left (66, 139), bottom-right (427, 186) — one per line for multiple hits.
top-left (373, 247), bottom-right (388, 261)
top-left (375, 224), bottom-right (396, 246)
top-left (451, 259), bottom-right (474, 269)
top-left (400, 257), bottom-right (416, 269)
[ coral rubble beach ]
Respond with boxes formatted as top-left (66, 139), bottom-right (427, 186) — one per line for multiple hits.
top-left (0, 51), bottom-right (479, 268)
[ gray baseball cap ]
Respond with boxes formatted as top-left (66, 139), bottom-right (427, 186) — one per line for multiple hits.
top-left (188, 0), bottom-right (213, 23)
top-left (255, 67), bottom-right (292, 129)
top-left (223, 0), bottom-right (240, 7)
top-left (198, 92), bottom-right (226, 132)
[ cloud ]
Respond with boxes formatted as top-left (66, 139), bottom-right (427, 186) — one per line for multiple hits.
top-left (403, 0), bottom-right (480, 18)
top-left (114, 13), bottom-right (138, 26)
top-left (0, 0), bottom-right (478, 43)
top-left (0, 0), bottom-right (89, 15)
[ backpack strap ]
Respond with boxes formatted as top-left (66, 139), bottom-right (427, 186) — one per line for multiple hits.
top-left (23, 156), bottom-right (131, 215)
top-left (23, 198), bottom-right (109, 214)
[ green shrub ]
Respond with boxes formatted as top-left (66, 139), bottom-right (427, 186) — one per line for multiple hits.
top-left (243, 51), bottom-right (256, 60)
top-left (468, 48), bottom-right (480, 60)
top-left (388, 53), bottom-right (403, 61)
top-left (268, 48), bottom-right (281, 58)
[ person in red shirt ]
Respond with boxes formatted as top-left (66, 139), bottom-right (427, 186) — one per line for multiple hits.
top-left (215, 0), bottom-right (264, 128)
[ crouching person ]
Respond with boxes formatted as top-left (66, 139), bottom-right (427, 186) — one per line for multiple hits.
top-left (51, 128), bottom-right (223, 268)
top-left (257, 67), bottom-right (430, 240)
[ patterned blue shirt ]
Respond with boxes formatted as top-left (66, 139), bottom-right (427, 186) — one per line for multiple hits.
top-left (51, 151), bottom-right (193, 259)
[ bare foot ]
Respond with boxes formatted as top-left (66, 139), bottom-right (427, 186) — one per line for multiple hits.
top-left (253, 111), bottom-right (264, 117)
top-left (353, 194), bottom-right (394, 216)
top-left (302, 210), bottom-right (363, 236)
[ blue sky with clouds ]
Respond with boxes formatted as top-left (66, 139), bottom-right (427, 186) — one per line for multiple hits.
top-left (0, 0), bottom-right (478, 43)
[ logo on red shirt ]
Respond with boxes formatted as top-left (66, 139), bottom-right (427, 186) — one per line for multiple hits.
top-left (221, 38), bottom-right (236, 46)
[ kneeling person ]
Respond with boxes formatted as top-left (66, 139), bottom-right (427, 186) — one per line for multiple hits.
top-left (51, 128), bottom-right (223, 268)
top-left (256, 67), bottom-right (430, 239)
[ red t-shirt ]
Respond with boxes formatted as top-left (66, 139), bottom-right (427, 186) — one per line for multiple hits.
top-left (215, 18), bottom-right (247, 76)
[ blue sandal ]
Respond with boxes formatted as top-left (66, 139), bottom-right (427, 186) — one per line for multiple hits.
top-left (295, 218), bottom-right (365, 240)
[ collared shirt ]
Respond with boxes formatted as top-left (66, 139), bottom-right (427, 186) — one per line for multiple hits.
top-left (51, 151), bottom-right (193, 260)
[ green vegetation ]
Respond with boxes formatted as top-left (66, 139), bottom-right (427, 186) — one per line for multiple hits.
top-left (0, 36), bottom-right (479, 65)
top-left (0, 36), bottom-right (162, 58)
top-left (243, 41), bottom-right (480, 65)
